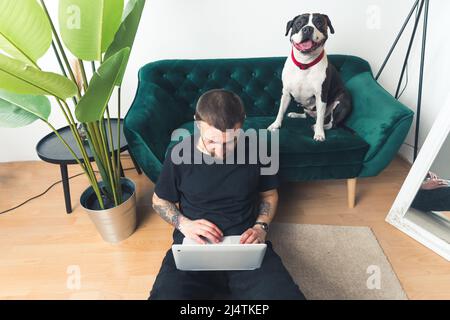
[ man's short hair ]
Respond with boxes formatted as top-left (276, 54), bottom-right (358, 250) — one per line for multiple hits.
top-left (194, 89), bottom-right (246, 131)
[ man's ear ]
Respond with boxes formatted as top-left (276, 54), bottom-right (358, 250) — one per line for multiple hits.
top-left (324, 14), bottom-right (335, 34)
top-left (285, 15), bottom-right (299, 36)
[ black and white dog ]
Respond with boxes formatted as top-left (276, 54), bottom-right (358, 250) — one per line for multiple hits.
top-left (268, 13), bottom-right (352, 141)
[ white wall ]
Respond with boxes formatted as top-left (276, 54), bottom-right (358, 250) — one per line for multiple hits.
top-left (430, 134), bottom-right (450, 178)
top-left (1, 0), bottom-right (449, 164)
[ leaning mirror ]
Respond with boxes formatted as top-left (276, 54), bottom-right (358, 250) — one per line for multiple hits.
top-left (386, 97), bottom-right (450, 261)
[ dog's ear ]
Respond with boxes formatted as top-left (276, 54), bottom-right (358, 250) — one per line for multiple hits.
top-left (324, 14), bottom-right (335, 34)
top-left (285, 15), bottom-right (299, 36)
top-left (285, 19), bottom-right (294, 36)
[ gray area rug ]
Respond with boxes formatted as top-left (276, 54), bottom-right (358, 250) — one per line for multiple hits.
top-left (267, 223), bottom-right (408, 300)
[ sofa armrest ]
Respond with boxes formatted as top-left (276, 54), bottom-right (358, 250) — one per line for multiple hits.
top-left (124, 83), bottom-right (188, 182)
top-left (344, 72), bottom-right (414, 177)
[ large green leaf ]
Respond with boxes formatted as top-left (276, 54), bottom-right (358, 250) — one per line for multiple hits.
top-left (59, 0), bottom-right (124, 61)
top-left (0, 89), bottom-right (51, 128)
top-left (0, 53), bottom-right (78, 100)
top-left (0, 0), bottom-right (52, 67)
top-left (75, 48), bottom-right (130, 122)
top-left (104, 0), bottom-right (145, 85)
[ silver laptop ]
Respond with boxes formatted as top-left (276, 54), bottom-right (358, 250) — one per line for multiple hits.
top-left (172, 236), bottom-right (267, 271)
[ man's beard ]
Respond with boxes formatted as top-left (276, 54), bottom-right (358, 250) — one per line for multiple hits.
top-left (210, 137), bottom-right (238, 160)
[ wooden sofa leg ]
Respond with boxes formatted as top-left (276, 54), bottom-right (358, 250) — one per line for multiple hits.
top-left (347, 178), bottom-right (357, 208)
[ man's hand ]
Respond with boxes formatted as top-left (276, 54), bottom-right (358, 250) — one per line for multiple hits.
top-left (152, 192), bottom-right (223, 245)
top-left (179, 217), bottom-right (223, 244)
top-left (421, 178), bottom-right (448, 190)
top-left (239, 189), bottom-right (277, 244)
top-left (427, 171), bottom-right (439, 180)
top-left (240, 225), bottom-right (266, 244)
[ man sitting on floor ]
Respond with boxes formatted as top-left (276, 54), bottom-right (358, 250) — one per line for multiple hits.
top-left (149, 89), bottom-right (305, 300)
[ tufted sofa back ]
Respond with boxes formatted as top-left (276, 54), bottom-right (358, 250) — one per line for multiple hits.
top-left (126, 54), bottom-right (414, 181)
top-left (137, 55), bottom-right (372, 121)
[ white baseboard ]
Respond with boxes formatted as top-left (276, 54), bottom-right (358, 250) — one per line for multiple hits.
top-left (398, 143), bottom-right (414, 165)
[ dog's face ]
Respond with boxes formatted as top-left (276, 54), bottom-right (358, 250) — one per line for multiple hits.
top-left (286, 13), bottom-right (334, 54)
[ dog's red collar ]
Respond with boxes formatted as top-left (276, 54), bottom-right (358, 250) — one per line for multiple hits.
top-left (291, 48), bottom-right (325, 70)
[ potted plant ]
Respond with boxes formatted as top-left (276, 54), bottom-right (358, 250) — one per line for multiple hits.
top-left (0, 0), bottom-right (146, 243)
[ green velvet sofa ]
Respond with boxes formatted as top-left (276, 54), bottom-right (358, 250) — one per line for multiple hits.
top-left (124, 55), bottom-right (414, 207)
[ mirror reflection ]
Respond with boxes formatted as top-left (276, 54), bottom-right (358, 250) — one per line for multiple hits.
top-left (405, 134), bottom-right (450, 244)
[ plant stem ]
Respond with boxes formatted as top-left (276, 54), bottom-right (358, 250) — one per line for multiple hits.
top-left (83, 122), bottom-right (111, 207)
top-left (56, 100), bottom-right (101, 202)
top-left (43, 121), bottom-right (83, 170)
top-left (51, 42), bottom-right (67, 77)
top-left (78, 59), bottom-right (89, 93)
top-left (40, 0), bottom-right (81, 99)
top-left (59, 100), bottom-right (98, 186)
top-left (91, 120), bottom-right (115, 203)
top-left (99, 119), bottom-right (119, 205)
top-left (88, 122), bottom-right (115, 203)
top-left (50, 41), bottom-right (78, 106)
top-left (86, 122), bottom-right (100, 161)
top-left (43, 120), bottom-right (104, 209)
top-left (105, 106), bottom-right (117, 182)
top-left (69, 61), bottom-right (107, 203)
top-left (58, 100), bottom-right (107, 211)
top-left (59, 99), bottom-right (77, 127)
top-left (116, 87), bottom-right (123, 203)
top-left (90, 122), bottom-right (107, 165)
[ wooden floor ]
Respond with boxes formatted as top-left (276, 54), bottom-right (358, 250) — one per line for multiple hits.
top-left (0, 155), bottom-right (449, 300)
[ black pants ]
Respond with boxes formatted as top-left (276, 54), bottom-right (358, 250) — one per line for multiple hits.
top-left (149, 241), bottom-right (305, 300)
top-left (411, 186), bottom-right (450, 212)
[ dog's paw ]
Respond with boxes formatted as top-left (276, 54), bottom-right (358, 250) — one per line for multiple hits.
top-left (312, 125), bottom-right (326, 141)
top-left (313, 131), bottom-right (326, 142)
top-left (267, 121), bottom-right (281, 131)
top-left (287, 112), bottom-right (306, 119)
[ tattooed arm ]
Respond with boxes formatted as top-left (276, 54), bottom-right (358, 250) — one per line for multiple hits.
top-left (152, 192), bottom-right (223, 244)
top-left (240, 189), bottom-right (278, 244)
top-left (152, 195), bottom-right (183, 229)
top-left (256, 189), bottom-right (278, 224)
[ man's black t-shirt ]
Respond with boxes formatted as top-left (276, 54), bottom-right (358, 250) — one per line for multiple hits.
top-left (154, 134), bottom-right (279, 242)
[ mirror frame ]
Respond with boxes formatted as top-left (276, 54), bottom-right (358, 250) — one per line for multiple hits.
top-left (386, 97), bottom-right (450, 261)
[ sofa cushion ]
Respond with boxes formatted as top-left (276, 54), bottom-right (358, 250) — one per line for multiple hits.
top-left (166, 116), bottom-right (369, 180)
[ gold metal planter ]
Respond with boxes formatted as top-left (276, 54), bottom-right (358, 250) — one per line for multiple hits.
top-left (80, 178), bottom-right (137, 243)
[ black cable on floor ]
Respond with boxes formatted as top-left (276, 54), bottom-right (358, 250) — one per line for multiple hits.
top-left (0, 167), bottom-right (136, 215)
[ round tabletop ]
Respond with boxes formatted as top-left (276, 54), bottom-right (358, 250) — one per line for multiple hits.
top-left (36, 119), bottom-right (128, 165)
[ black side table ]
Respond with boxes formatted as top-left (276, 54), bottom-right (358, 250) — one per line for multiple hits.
top-left (36, 119), bottom-right (142, 214)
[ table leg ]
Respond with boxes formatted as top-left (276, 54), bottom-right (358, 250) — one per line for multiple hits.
top-left (60, 164), bottom-right (72, 214)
